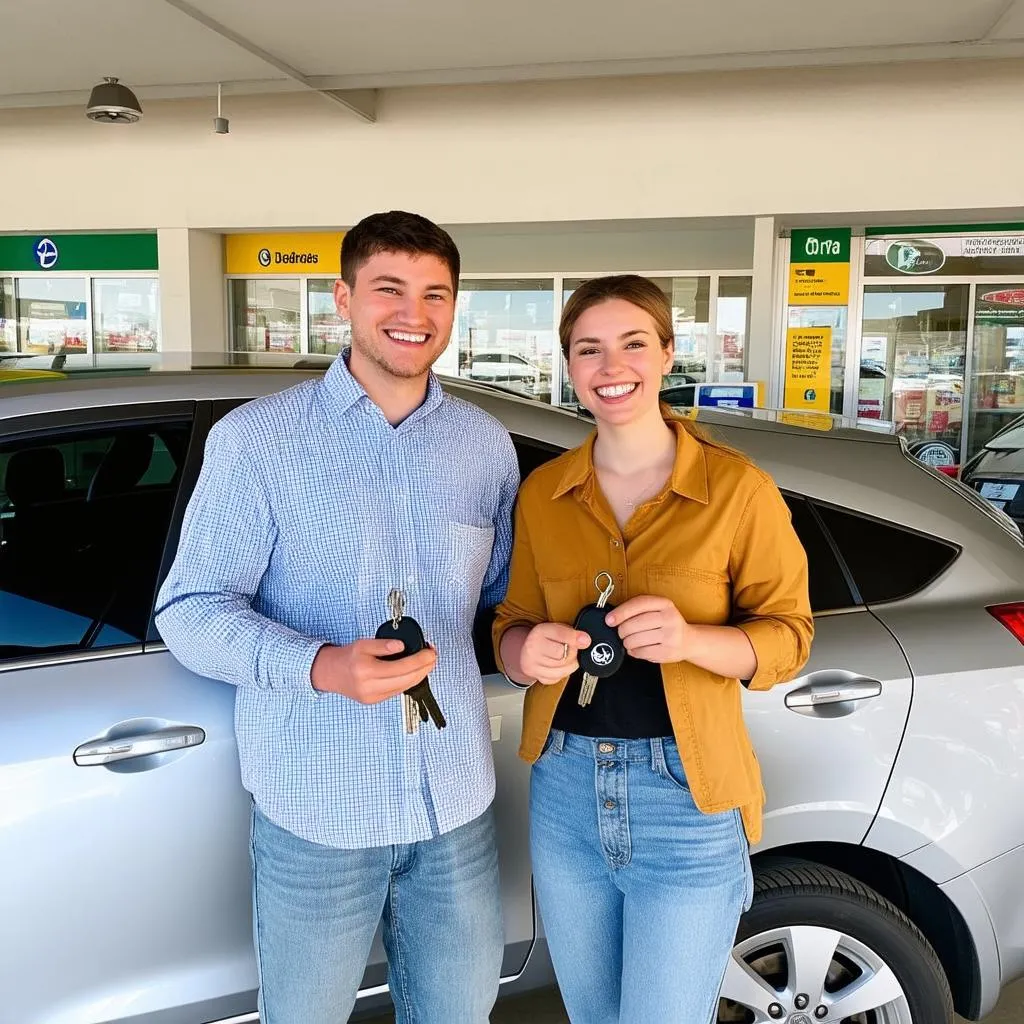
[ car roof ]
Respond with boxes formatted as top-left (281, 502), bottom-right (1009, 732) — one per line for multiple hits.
top-left (0, 366), bottom-right (898, 447)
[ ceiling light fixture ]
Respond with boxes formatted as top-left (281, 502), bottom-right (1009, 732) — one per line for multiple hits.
top-left (213, 82), bottom-right (229, 134)
top-left (85, 77), bottom-right (143, 124)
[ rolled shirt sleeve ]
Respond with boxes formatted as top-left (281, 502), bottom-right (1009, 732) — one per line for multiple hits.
top-left (154, 418), bottom-right (324, 693)
top-left (729, 477), bottom-right (814, 691)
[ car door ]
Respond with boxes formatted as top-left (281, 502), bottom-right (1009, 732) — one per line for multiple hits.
top-left (744, 494), bottom-right (915, 848)
top-left (0, 403), bottom-right (256, 1024)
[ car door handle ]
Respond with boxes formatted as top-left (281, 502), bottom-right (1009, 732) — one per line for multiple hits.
top-left (785, 674), bottom-right (883, 712)
top-left (73, 725), bottom-right (206, 766)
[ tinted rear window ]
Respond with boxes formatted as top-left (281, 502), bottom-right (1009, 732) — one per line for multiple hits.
top-left (782, 494), bottom-right (855, 613)
top-left (814, 504), bottom-right (958, 604)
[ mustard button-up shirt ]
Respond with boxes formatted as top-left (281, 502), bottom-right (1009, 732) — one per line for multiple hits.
top-left (492, 414), bottom-right (813, 843)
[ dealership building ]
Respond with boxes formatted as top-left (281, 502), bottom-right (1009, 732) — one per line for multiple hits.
top-left (4, 4), bottom-right (1024, 468)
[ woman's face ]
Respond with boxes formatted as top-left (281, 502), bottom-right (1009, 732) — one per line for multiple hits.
top-left (567, 298), bottom-right (674, 427)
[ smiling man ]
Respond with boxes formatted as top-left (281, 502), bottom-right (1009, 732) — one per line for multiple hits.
top-left (155, 211), bottom-right (518, 1024)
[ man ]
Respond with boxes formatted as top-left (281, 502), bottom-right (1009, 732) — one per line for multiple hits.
top-left (155, 211), bottom-right (518, 1023)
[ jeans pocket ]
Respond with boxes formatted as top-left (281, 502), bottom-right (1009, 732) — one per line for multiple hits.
top-left (654, 738), bottom-right (691, 792)
top-left (534, 730), bottom-right (558, 766)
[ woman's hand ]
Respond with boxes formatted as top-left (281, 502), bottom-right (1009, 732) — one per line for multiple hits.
top-left (607, 596), bottom-right (758, 679)
top-left (606, 596), bottom-right (691, 664)
top-left (520, 621), bottom-right (591, 685)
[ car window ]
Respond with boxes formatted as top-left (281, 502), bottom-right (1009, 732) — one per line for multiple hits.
top-left (0, 419), bottom-right (191, 662)
top-left (781, 494), bottom-right (856, 613)
top-left (813, 503), bottom-right (959, 604)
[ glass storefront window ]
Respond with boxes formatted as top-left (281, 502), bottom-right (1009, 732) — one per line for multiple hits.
top-left (452, 280), bottom-right (555, 402)
top-left (969, 284), bottom-right (1024, 460)
top-left (92, 278), bottom-right (160, 353)
top-left (560, 276), bottom-right (711, 405)
top-left (308, 280), bottom-right (349, 355)
top-left (788, 305), bottom-right (848, 415)
top-left (0, 279), bottom-right (14, 353)
top-left (860, 285), bottom-right (968, 462)
top-left (229, 279), bottom-right (300, 354)
top-left (717, 276), bottom-right (752, 381)
top-left (17, 278), bottom-right (89, 354)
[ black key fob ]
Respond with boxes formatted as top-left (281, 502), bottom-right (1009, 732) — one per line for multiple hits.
top-left (375, 614), bottom-right (426, 663)
top-left (573, 602), bottom-right (625, 678)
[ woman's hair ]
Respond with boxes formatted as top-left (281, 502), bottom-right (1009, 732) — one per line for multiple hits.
top-left (559, 274), bottom-right (674, 359)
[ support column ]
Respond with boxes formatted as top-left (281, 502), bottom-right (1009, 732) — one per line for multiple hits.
top-left (747, 215), bottom-right (781, 407)
top-left (157, 228), bottom-right (226, 368)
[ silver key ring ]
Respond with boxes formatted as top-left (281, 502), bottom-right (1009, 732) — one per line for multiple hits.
top-left (387, 588), bottom-right (406, 629)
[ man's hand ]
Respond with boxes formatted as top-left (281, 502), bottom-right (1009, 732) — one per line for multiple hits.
top-left (605, 596), bottom-right (690, 664)
top-left (310, 640), bottom-right (438, 703)
top-left (520, 622), bottom-right (591, 685)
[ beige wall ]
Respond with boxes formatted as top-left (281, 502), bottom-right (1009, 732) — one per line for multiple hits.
top-left (1, 58), bottom-right (1023, 233)
top-left (448, 220), bottom-right (754, 273)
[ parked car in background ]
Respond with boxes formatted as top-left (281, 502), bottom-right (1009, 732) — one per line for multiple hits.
top-left (2, 368), bottom-right (1024, 1023)
top-left (961, 411), bottom-right (1024, 531)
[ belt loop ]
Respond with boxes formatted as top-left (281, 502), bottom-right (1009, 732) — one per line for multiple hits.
top-left (550, 728), bottom-right (566, 753)
top-left (649, 736), bottom-right (668, 774)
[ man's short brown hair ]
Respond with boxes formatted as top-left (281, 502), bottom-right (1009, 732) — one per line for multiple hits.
top-left (340, 211), bottom-right (460, 294)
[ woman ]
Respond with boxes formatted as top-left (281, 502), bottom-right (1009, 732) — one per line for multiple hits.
top-left (493, 275), bottom-right (813, 1024)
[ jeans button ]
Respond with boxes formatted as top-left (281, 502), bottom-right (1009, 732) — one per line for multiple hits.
top-left (604, 800), bottom-right (616, 810)
top-left (598, 742), bottom-right (615, 754)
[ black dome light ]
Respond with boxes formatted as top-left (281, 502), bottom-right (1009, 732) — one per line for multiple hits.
top-left (85, 77), bottom-right (143, 124)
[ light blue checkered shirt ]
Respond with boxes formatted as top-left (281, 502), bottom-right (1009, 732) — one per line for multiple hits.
top-left (155, 355), bottom-right (518, 848)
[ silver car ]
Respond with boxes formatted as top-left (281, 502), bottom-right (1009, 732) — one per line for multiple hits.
top-left (2, 369), bottom-right (1023, 1024)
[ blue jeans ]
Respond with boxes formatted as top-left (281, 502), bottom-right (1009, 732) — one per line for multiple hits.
top-left (530, 730), bottom-right (753, 1024)
top-left (249, 803), bottom-right (503, 1024)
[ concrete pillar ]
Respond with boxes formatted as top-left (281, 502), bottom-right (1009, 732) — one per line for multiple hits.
top-left (157, 228), bottom-right (226, 368)
top-left (747, 215), bottom-right (780, 407)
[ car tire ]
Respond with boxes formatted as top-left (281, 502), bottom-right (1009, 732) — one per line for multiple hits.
top-left (719, 860), bottom-right (953, 1023)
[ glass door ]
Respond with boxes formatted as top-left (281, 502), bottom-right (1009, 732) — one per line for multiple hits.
top-left (860, 284), bottom-right (969, 468)
top-left (968, 285), bottom-right (1024, 461)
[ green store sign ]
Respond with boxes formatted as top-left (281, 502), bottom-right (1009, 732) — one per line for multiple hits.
top-left (0, 233), bottom-right (158, 273)
top-left (790, 228), bottom-right (851, 264)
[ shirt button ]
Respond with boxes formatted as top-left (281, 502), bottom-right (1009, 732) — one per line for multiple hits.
top-left (598, 742), bottom-right (615, 754)
top-left (604, 800), bottom-right (617, 810)
top-left (611, 539), bottom-right (620, 548)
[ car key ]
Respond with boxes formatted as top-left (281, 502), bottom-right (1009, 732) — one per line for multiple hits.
top-left (575, 572), bottom-right (625, 706)
top-left (375, 589), bottom-right (446, 732)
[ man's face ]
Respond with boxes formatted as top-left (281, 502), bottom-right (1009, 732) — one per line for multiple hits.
top-left (334, 250), bottom-right (456, 382)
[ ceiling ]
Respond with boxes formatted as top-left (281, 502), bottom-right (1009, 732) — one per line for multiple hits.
top-left (3, 0), bottom-right (1024, 120)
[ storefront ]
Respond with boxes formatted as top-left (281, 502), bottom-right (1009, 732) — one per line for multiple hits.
top-left (0, 233), bottom-right (160, 363)
top-left (859, 227), bottom-right (1024, 468)
top-left (778, 224), bottom-right (1024, 469)
top-left (225, 230), bottom-right (753, 408)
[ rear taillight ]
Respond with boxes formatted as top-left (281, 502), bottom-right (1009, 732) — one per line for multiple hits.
top-left (987, 603), bottom-right (1024, 642)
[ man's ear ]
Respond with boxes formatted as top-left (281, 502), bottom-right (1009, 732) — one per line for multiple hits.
top-left (334, 278), bottom-right (352, 320)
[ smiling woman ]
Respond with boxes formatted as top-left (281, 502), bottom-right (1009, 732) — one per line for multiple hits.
top-left (494, 273), bottom-right (813, 1024)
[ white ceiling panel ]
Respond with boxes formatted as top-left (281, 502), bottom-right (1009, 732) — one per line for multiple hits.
top-left (0, 0), bottom-right (1021, 104)
top-left (985, 0), bottom-right (1024, 37)
top-left (0, 0), bottom-right (280, 95)
top-left (193, 0), bottom-right (1011, 75)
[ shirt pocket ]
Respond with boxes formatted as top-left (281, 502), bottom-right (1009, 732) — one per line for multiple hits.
top-left (445, 521), bottom-right (495, 593)
top-left (645, 563), bottom-right (731, 625)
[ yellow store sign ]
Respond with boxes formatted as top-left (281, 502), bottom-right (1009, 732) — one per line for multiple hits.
top-left (788, 263), bottom-right (850, 305)
top-left (225, 232), bottom-right (343, 275)
top-left (784, 327), bottom-right (832, 412)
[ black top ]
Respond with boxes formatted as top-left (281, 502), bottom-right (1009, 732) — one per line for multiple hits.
top-left (552, 652), bottom-right (673, 739)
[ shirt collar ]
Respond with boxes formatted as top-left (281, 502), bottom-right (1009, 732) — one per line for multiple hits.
top-left (552, 409), bottom-right (709, 505)
top-left (321, 348), bottom-right (445, 423)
